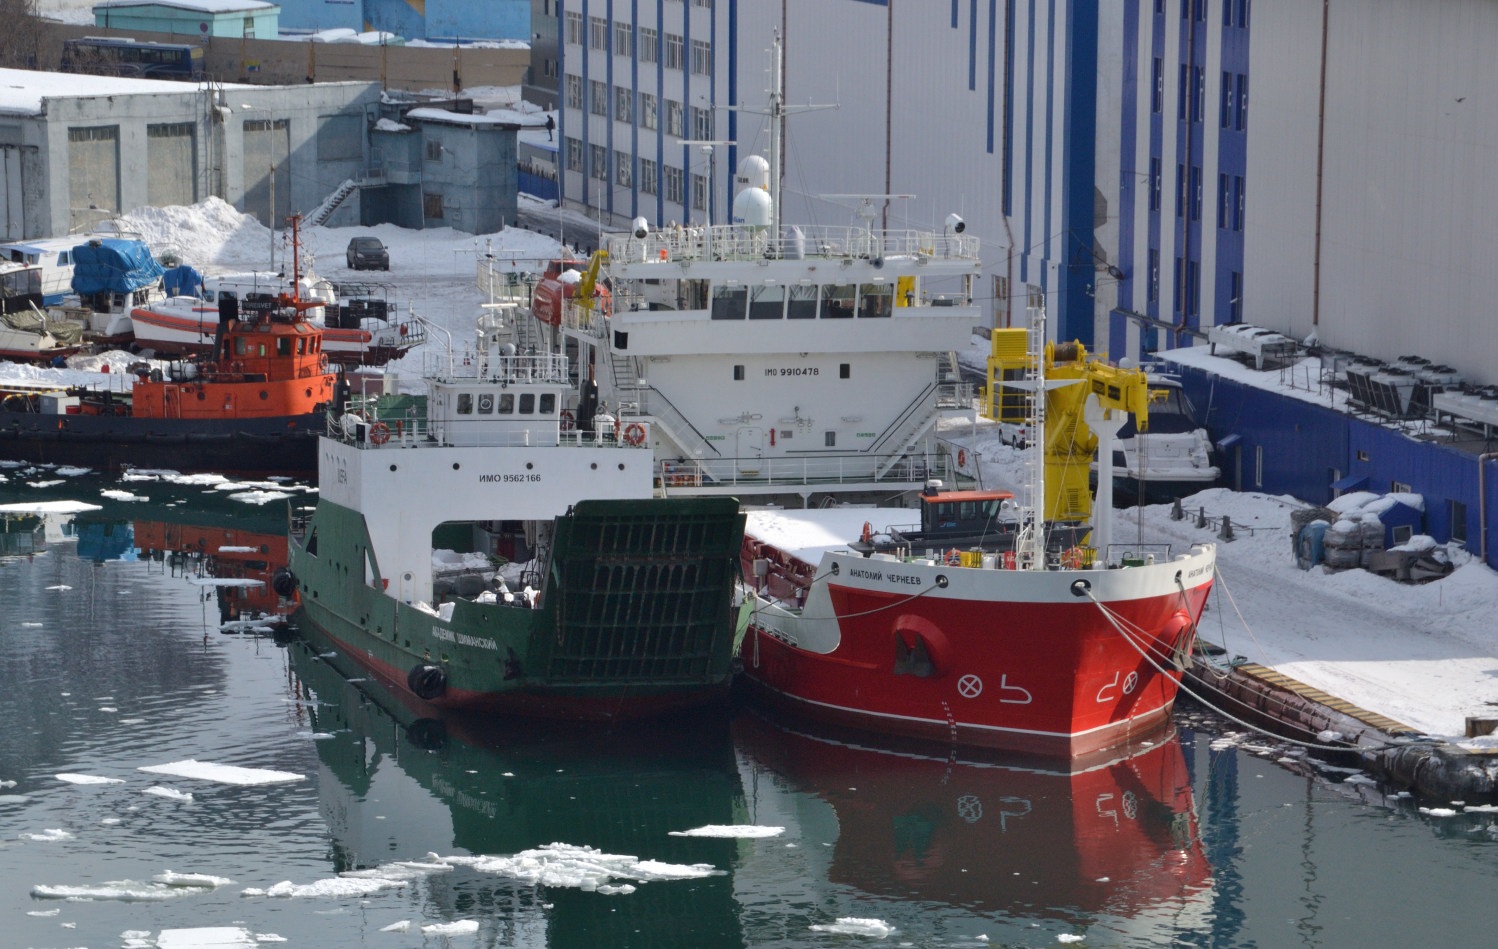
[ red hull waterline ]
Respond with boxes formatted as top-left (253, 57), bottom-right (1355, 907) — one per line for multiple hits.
top-left (739, 539), bottom-right (1216, 759)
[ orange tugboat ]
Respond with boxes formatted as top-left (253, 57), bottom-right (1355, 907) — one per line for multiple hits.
top-left (0, 217), bottom-right (337, 474)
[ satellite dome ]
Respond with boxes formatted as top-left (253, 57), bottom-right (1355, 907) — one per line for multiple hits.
top-left (732, 186), bottom-right (773, 227)
top-left (735, 154), bottom-right (770, 190)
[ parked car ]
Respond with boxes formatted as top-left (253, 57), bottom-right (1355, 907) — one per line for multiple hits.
top-left (346, 236), bottom-right (389, 271)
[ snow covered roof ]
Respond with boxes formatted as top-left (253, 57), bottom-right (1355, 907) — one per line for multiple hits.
top-left (94, 0), bottom-right (276, 12)
top-left (0, 67), bottom-right (219, 116)
top-left (404, 106), bottom-right (542, 129)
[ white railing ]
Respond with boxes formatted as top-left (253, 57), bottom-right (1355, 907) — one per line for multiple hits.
top-left (604, 223), bottom-right (981, 265)
top-left (422, 350), bottom-right (570, 385)
top-left (656, 451), bottom-right (951, 489)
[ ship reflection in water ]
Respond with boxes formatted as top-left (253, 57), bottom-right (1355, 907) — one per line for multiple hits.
top-left (731, 710), bottom-right (1212, 929)
top-left (286, 627), bottom-right (749, 947)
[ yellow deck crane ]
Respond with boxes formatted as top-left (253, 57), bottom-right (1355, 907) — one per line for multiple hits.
top-left (984, 328), bottom-right (1160, 551)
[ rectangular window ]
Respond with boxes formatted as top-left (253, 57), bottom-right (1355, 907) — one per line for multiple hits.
top-left (1176, 163), bottom-right (1185, 218)
top-left (639, 27), bottom-right (658, 63)
top-left (692, 172), bottom-right (707, 209)
top-left (565, 74), bottom-right (582, 109)
top-left (839, 363), bottom-right (851, 379)
top-left (1220, 71), bottom-right (1232, 127)
top-left (1217, 173), bottom-right (1228, 227)
top-left (498, 393), bottom-right (514, 414)
top-left (665, 165), bottom-right (684, 203)
top-left (565, 137), bottom-right (582, 172)
top-left (733, 364), bottom-right (745, 380)
top-left (423, 192), bottom-right (443, 219)
top-left (1233, 175), bottom-right (1245, 230)
top-left (1451, 500), bottom-right (1468, 544)
top-left (589, 80), bottom-right (608, 116)
top-left (787, 283), bottom-right (818, 319)
top-left (1191, 66), bottom-right (1203, 123)
top-left (614, 20), bottom-right (631, 56)
top-left (1150, 157), bottom-right (1161, 211)
top-left (824, 431), bottom-right (837, 447)
top-left (564, 11), bottom-right (582, 44)
top-left (1230, 270), bottom-right (1242, 321)
top-left (457, 393), bottom-right (472, 414)
top-left (615, 86), bottom-right (633, 123)
top-left (1173, 256), bottom-right (1182, 313)
top-left (640, 158), bottom-right (658, 195)
top-left (615, 150), bottom-right (632, 187)
top-left (1223, 0), bottom-right (1234, 25)
top-left (476, 392), bottom-right (494, 414)
top-left (1189, 164), bottom-right (1201, 221)
top-left (1152, 57), bottom-right (1163, 114)
top-left (666, 100), bottom-right (684, 136)
top-left (1235, 73), bottom-right (1249, 131)
top-left (1239, 0), bottom-right (1250, 28)
top-left (640, 92), bottom-right (657, 130)
top-left (590, 144), bottom-right (607, 180)
top-left (519, 393), bottom-right (536, 414)
top-left (1148, 248), bottom-right (1160, 304)
top-left (1255, 445), bottom-right (1263, 488)
top-left (1194, 0), bottom-right (1205, 21)
top-left (710, 283), bottom-right (747, 319)
top-left (665, 33), bottom-right (684, 70)
top-left (1187, 260), bottom-right (1200, 317)
top-left (539, 393), bottom-right (556, 415)
top-left (748, 284), bottom-right (785, 319)
top-left (589, 16), bottom-right (608, 50)
top-left (994, 275), bottom-right (1009, 324)
top-left (1178, 63), bottom-right (1187, 120)
top-left (691, 39), bottom-right (711, 76)
top-left (425, 139), bottom-right (443, 162)
top-left (691, 105), bottom-right (712, 140)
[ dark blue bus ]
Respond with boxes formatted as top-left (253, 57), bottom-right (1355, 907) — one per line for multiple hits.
top-left (60, 37), bottom-right (205, 80)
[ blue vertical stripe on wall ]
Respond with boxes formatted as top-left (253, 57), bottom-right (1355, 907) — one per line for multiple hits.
top-left (987, 0), bottom-right (997, 153)
top-left (1003, 0), bottom-right (1014, 216)
top-left (1213, 0), bottom-right (1249, 328)
top-left (953, 0), bottom-right (961, 28)
top-left (1019, 0), bottom-right (1035, 289)
top-left (970, 0), bottom-right (979, 90)
top-left (654, 0), bottom-right (665, 227)
top-left (1112, 0), bottom-right (1141, 359)
top-left (1059, 0), bottom-right (1097, 346)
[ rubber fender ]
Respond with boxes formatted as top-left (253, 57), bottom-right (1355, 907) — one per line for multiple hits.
top-left (270, 567), bottom-right (297, 598)
top-left (407, 663), bottom-right (447, 700)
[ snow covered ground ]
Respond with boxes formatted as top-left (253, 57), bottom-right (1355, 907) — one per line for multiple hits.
top-left (3, 197), bottom-right (1497, 751)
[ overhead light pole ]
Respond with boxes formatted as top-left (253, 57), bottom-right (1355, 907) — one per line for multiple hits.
top-left (241, 103), bottom-right (277, 269)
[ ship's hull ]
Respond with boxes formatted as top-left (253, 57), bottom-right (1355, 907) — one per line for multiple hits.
top-left (289, 495), bottom-right (747, 721)
top-left (739, 539), bottom-right (1216, 759)
top-left (0, 411), bottom-right (322, 473)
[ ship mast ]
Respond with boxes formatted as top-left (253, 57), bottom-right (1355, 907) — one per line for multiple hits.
top-left (1014, 306), bottom-right (1048, 570)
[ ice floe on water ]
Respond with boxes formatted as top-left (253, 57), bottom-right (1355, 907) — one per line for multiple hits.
top-left (57, 773), bottom-right (126, 785)
top-left (442, 843), bottom-right (722, 889)
top-left (142, 786), bottom-right (194, 802)
top-left (244, 876), bottom-right (410, 899)
top-left (138, 760), bottom-right (305, 785)
top-left (668, 824), bottom-right (785, 838)
top-left (129, 926), bottom-right (267, 947)
top-left (33, 873), bottom-right (232, 904)
top-left (19, 828), bottom-right (75, 842)
top-left (808, 917), bottom-right (897, 938)
top-left (423, 919), bottom-right (480, 935)
top-left (100, 489), bottom-right (148, 501)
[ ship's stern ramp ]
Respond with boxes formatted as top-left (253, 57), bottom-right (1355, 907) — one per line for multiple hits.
top-left (545, 497), bottom-right (747, 688)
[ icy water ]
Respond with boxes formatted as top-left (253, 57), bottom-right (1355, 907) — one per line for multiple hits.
top-left (6, 475), bottom-right (1498, 948)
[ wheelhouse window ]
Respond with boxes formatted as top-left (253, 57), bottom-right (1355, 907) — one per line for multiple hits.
top-left (748, 283), bottom-right (785, 319)
top-left (858, 283), bottom-right (893, 318)
top-left (498, 393), bottom-right (514, 414)
top-left (477, 393), bottom-right (494, 414)
top-left (457, 393), bottom-right (473, 414)
top-left (711, 283), bottom-right (747, 320)
top-left (823, 284), bottom-right (856, 318)
top-left (539, 393), bottom-right (556, 415)
top-left (519, 393), bottom-right (536, 414)
top-left (787, 283), bottom-right (818, 319)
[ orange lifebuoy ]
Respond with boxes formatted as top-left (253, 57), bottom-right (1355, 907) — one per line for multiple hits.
top-left (957, 448), bottom-right (967, 468)
top-left (622, 422), bottom-right (646, 446)
top-left (320, 353), bottom-right (329, 370)
top-left (560, 408), bottom-right (575, 431)
top-left (946, 548), bottom-right (962, 566)
top-left (399, 324), bottom-right (408, 336)
top-left (1060, 546), bottom-right (1085, 569)
top-left (369, 422), bottom-right (391, 445)
top-left (860, 521), bottom-right (872, 544)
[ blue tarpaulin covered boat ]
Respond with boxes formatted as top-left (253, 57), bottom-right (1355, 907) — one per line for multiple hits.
top-left (70, 239), bottom-right (164, 298)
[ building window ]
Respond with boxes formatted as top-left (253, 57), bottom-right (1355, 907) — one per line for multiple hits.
top-left (565, 73), bottom-right (582, 109)
top-left (1148, 248), bottom-right (1160, 304)
top-left (665, 165), bottom-right (684, 204)
top-left (733, 365), bottom-right (745, 380)
top-left (590, 144), bottom-right (607, 180)
top-left (589, 16), bottom-right (608, 50)
top-left (839, 363), bottom-right (850, 379)
top-left (691, 105), bottom-right (712, 140)
top-left (666, 99), bottom-right (684, 137)
top-left (1233, 175), bottom-right (1245, 230)
top-left (993, 275), bottom-right (1009, 324)
top-left (565, 137), bottom-right (582, 172)
top-left (691, 39), bottom-right (711, 76)
top-left (1223, 0), bottom-right (1234, 24)
top-left (1235, 73), bottom-right (1249, 130)
top-left (1356, 449), bottom-right (1369, 461)
top-left (1221, 71), bottom-right (1233, 127)
top-left (1239, 0), bottom-right (1251, 28)
top-left (425, 139), bottom-right (443, 162)
top-left (692, 172), bottom-right (707, 209)
top-left (1176, 163), bottom-right (1185, 218)
top-left (825, 431), bottom-right (837, 447)
top-left (423, 192), bottom-right (443, 219)
top-left (1189, 165), bottom-right (1201, 221)
top-left (1451, 499), bottom-right (1468, 544)
top-left (665, 33), bottom-right (684, 70)
top-left (590, 80), bottom-right (608, 116)
top-left (1186, 260), bottom-right (1199, 317)
top-left (640, 92), bottom-right (657, 130)
top-left (1190, 66), bottom-right (1203, 123)
top-left (1178, 64), bottom-right (1187, 120)
top-left (565, 11), bottom-right (582, 44)
top-left (1173, 256), bottom-right (1182, 313)
top-left (614, 20), bottom-right (631, 56)
top-left (1254, 445), bottom-right (1263, 488)
top-left (639, 27), bottom-right (658, 63)
top-left (1149, 157), bottom-right (1161, 211)
top-left (640, 158), bottom-right (658, 195)
top-left (1230, 270), bottom-right (1242, 320)
top-left (615, 150), bottom-right (632, 187)
top-left (1218, 173), bottom-right (1229, 227)
top-left (615, 87), bottom-right (633, 123)
top-left (1152, 57), bottom-right (1163, 114)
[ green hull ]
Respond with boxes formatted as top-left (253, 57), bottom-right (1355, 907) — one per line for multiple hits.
top-left (289, 495), bottom-right (746, 720)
